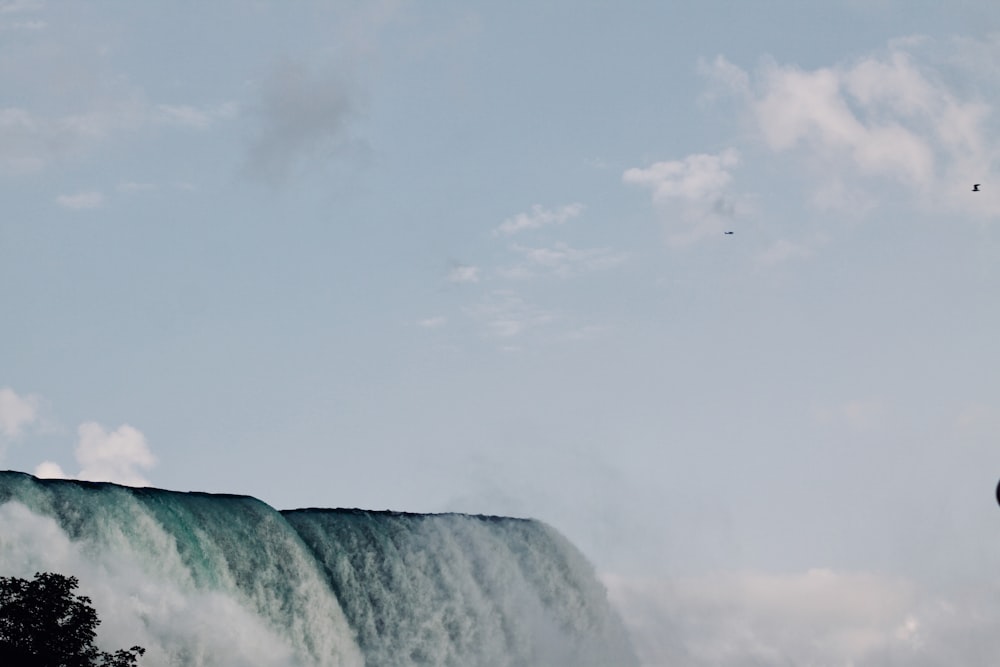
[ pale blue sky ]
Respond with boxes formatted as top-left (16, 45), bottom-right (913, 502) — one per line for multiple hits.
top-left (3, 2), bottom-right (1000, 663)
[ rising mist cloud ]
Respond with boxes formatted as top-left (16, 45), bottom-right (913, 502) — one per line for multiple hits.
top-left (0, 387), bottom-right (40, 439)
top-left (35, 421), bottom-right (156, 487)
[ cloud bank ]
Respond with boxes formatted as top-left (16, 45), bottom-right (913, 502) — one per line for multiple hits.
top-left (605, 569), bottom-right (1000, 667)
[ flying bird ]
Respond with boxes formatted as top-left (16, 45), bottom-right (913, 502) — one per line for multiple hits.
top-left (724, 231), bottom-right (734, 235)
top-left (973, 184), bottom-right (981, 191)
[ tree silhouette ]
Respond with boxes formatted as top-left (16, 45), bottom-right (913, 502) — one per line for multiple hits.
top-left (0, 572), bottom-right (145, 667)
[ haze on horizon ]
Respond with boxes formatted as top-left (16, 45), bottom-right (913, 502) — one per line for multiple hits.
top-left (2, 2), bottom-right (1000, 664)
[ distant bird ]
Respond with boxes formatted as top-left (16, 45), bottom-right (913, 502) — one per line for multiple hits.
top-left (973, 184), bottom-right (981, 191)
top-left (724, 231), bottom-right (734, 235)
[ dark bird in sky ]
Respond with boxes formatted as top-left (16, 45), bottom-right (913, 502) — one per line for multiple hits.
top-left (973, 184), bottom-right (981, 191)
top-left (724, 231), bottom-right (734, 235)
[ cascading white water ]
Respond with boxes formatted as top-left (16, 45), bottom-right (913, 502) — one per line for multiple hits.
top-left (0, 471), bottom-right (636, 667)
top-left (286, 508), bottom-right (637, 667)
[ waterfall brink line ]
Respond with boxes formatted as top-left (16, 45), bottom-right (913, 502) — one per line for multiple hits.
top-left (0, 471), bottom-right (637, 667)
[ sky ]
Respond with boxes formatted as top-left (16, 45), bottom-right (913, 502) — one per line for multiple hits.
top-left (2, 1), bottom-right (1000, 664)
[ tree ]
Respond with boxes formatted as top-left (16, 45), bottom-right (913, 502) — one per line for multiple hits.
top-left (0, 572), bottom-right (145, 667)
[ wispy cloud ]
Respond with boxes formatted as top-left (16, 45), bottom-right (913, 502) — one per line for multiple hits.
top-left (624, 148), bottom-right (742, 245)
top-left (563, 323), bottom-right (612, 342)
top-left (467, 290), bottom-right (555, 339)
top-left (624, 149), bottom-right (740, 204)
top-left (450, 203), bottom-right (627, 342)
top-left (0, 97), bottom-right (235, 176)
top-left (56, 190), bottom-right (104, 209)
top-left (447, 265), bottom-right (480, 284)
top-left (500, 242), bottom-right (628, 279)
top-left (154, 102), bottom-right (238, 130)
top-left (0, 18), bottom-right (43, 29)
top-left (0, 107), bottom-right (118, 174)
top-left (0, 0), bottom-right (43, 30)
top-left (416, 316), bottom-right (447, 328)
top-left (0, 0), bottom-right (44, 14)
top-left (755, 238), bottom-right (815, 266)
top-left (493, 203), bottom-right (584, 237)
top-left (116, 181), bottom-right (156, 193)
top-left (35, 422), bottom-right (156, 487)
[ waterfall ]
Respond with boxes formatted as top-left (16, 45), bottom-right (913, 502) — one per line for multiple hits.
top-left (0, 471), bottom-right (636, 666)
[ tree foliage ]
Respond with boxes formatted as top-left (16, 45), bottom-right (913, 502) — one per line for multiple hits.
top-left (0, 572), bottom-right (145, 667)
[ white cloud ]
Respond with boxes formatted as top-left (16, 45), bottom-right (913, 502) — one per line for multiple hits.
top-left (76, 422), bottom-right (155, 486)
top-left (36, 422), bottom-right (156, 487)
top-left (624, 149), bottom-right (742, 245)
top-left (33, 461), bottom-right (66, 479)
top-left (705, 41), bottom-right (1000, 218)
top-left (752, 59), bottom-right (935, 187)
top-left (624, 149), bottom-right (739, 203)
top-left (604, 569), bottom-right (1000, 667)
top-left (698, 54), bottom-right (750, 99)
top-left (447, 265), bottom-right (480, 284)
top-left (493, 203), bottom-right (584, 237)
top-left (0, 387), bottom-right (40, 439)
top-left (56, 190), bottom-right (104, 209)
